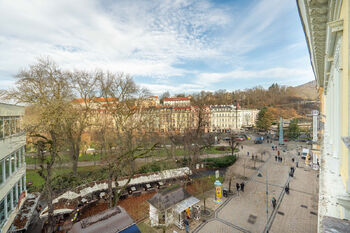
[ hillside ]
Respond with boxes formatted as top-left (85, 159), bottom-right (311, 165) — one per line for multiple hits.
top-left (290, 80), bottom-right (318, 100)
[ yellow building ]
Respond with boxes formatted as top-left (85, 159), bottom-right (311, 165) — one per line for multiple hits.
top-left (297, 0), bottom-right (350, 230)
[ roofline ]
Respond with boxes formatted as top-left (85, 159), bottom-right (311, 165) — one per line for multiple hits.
top-left (296, 0), bottom-right (318, 86)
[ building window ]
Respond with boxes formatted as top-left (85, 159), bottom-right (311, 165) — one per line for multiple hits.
top-left (22, 146), bottom-right (25, 164)
top-left (7, 192), bottom-right (12, 216)
top-left (16, 117), bottom-right (20, 133)
top-left (4, 119), bottom-right (10, 137)
top-left (0, 160), bottom-right (3, 185)
top-left (16, 151), bottom-right (20, 169)
top-left (10, 118), bottom-right (15, 135)
top-left (22, 175), bottom-right (26, 191)
top-left (5, 156), bottom-right (10, 179)
top-left (12, 186), bottom-right (17, 208)
top-left (0, 198), bottom-right (5, 228)
top-left (11, 153), bottom-right (15, 173)
top-left (0, 117), bottom-right (3, 139)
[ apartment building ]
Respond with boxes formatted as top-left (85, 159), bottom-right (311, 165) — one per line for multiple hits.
top-left (210, 105), bottom-right (259, 132)
top-left (0, 103), bottom-right (26, 233)
top-left (158, 106), bottom-right (198, 133)
top-left (163, 97), bottom-right (191, 107)
top-left (298, 0), bottom-right (350, 230)
top-left (241, 109), bottom-right (259, 127)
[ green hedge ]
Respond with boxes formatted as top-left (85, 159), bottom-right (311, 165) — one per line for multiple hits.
top-left (202, 155), bottom-right (237, 169)
top-left (138, 160), bottom-right (178, 173)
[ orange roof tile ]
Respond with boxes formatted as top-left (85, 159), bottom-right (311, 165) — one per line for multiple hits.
top-left (163, 97), bottom-right (190, 101)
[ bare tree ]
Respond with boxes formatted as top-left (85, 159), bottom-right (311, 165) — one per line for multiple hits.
top-left (94, 72), bottom-right (158, 207)
top-left (3, 58), bottom-right (71, 233)
top-left (228, 136), bottom-right (240, 157)
top-left (193, 177), bottom-right (212, 214)
top-left (170, 93), bottom-right (215, 169)
top-left (63, 71), bottom-right (97, 176)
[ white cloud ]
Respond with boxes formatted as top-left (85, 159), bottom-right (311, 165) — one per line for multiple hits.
top-left (197, 67), bottom-right (314, 85)
top-left (0, 0), bottom-right (313, 93)
top-left (139, 83), bottom-right (210, 96)
top-left (0, 0), bottom-right (228, 81)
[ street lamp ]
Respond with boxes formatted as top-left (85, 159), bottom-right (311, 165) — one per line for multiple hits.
top-left (234, 100), bottom-right (239, 131)
top-left (257, 164), bottom-right (268, 231)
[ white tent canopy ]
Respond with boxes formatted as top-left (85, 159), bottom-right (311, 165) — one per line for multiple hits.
top-left (174, 196), bottom-right (200, 213)
top-left (40, 208), bottom-right (74, 218)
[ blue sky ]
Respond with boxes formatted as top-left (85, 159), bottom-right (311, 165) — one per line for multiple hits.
top-left (0, 0), bottom-right (313, 95)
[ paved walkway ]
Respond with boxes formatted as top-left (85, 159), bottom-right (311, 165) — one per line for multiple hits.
top-left (192, 141), bottom-right (318, 233)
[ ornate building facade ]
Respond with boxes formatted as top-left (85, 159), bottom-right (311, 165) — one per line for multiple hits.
top-left (210, 105), bottom-right (259, 133)
top-left (298, 0), bottom-right (350, 230)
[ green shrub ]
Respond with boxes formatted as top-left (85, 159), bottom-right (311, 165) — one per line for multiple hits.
top-left (202, 155), bottom-right (236, 169)
top-left (215, 146), bottom-right (229, 151)
top-left (138, 160), bottom-right (178, 174)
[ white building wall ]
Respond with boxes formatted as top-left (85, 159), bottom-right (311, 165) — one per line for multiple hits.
top-left (318, 34), bottom-right (350, 225)
top-left (210, 106), bottom-right (258, 132)
top-left (0, 103), bottom-right (26, 233)
top-left (149, 204), bottom-right (158, 227)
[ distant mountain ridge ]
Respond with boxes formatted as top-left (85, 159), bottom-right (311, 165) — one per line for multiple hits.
top-left (290, 80), bottom-right (318, 100)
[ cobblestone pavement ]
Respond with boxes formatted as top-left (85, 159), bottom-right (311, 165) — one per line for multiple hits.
top-left (193, 140), bottom-right (318, 233)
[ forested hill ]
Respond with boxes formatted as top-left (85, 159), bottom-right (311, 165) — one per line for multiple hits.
top-left (164, 80), bottom-right (319, 120)
top-left (289, 81), bottom-right (318, 100)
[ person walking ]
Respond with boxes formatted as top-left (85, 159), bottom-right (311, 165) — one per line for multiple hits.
top-left (236, 183), bottom-right (240, 195)
top-left (184, 217), bottom-right (189, 233)
top-left (275, 155), bottom-right (277, 161)
top-left (285, 184), bottom-right (289, 194)
top-left (272, 197), bottom-right (276, 209)
top-left (240, 182), bottom-right (245, 192)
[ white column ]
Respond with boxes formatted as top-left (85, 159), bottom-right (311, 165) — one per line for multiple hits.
top-left (23, 176), bottom-right (26, 191)
top-left (15, 182), bottom-right (18, 203)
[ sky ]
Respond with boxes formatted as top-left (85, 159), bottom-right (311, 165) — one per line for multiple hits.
top-left (0, 0), bottom-right (314, 96)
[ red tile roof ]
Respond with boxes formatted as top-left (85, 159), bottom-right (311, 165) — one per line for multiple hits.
top-left (72, 97), bottom-right (118, 103)
top-left (163, 97), bottom-right (190, 101)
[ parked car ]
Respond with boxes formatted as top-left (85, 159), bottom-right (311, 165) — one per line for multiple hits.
top-left (307, 140), bottom-right (313, 145)
top-left (243, 134), bottom-right (251, 140)
top-left (283, 138), bottom-right (288, 142)
top-left (254, 137), bottom-right (264, 144)
top-left (298, 138), bottom-right (308, 142)
top-left (234, 137), bottom-right (245, 141)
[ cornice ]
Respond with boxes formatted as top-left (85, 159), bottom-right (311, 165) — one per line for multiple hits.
top-left (328, 19), bottom-right (343, 33)
top-left (305, 0), bottom-right (329, 88)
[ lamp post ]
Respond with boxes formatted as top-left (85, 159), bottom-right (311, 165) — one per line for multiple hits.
top-left (234, 100), bottom-right (239, 131)
top-left (257, 163), bottom-right (268, 230)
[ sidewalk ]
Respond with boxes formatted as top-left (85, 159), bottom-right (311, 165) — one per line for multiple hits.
top-left (194, 142), bottom-right (318, 233)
